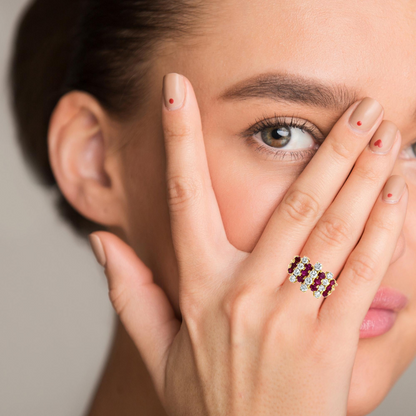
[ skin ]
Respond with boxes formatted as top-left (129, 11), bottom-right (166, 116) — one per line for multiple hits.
top-left (46, 0), bottom-right (416, 415)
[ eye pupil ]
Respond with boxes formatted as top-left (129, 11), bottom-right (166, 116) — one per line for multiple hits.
top-left (261, 126), bottom-right (292, 148)
top-left (271, 126), bottom-right (290, 140)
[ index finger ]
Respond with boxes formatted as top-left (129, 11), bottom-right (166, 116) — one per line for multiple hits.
top-left (161, 73), bottom-right (234, 292)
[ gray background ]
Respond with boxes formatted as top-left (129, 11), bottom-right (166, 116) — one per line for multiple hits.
top-left (0, 1), bottom-right (415, 415)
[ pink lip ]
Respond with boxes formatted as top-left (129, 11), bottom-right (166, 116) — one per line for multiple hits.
top-left (359, 286), bottom-right (409, 339)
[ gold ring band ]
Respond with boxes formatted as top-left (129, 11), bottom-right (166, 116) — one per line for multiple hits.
top-left (287, 255), bottom-right (338, 299)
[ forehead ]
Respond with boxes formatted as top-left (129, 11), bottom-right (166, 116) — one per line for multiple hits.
top-left (167, 0), bottom-right (416, 128)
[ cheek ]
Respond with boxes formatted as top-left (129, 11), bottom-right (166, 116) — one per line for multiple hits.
top-left (207, 140), bottom-right (304, 252)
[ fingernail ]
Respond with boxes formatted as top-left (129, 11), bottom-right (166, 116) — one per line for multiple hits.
top-left (163, 73), bottom-right (186, 111)
top-left (348, 97), bottom-right (383, 132)
top-left (89, 234), bottom-right (107, 267)
top-left (382, 175), bottom-right (406, 204)
top-left (369, 120), bottom-right (399, 155)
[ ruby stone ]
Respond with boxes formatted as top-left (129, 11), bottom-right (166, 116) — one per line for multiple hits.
top-left (318, 272), bottom-right (325, 279)
top-left (297, 276), bottom-right (304, 282)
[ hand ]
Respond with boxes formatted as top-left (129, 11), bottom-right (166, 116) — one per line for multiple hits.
top-left (89, 73), bottom-right (408, 416)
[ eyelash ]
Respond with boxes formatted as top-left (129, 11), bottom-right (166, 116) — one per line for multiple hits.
top-left (241, 113), bottom-right (416, 162)
top-left (240, 113), bottom-right (325, 161)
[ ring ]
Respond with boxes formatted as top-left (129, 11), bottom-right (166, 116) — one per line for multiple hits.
top-left (287, 255), bottom-right (338, 299)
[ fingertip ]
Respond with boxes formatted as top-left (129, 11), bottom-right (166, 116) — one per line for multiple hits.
top-left (163, 73), bottom-right (186, 111)
top-left (89, 232), bottom-right (107, 268)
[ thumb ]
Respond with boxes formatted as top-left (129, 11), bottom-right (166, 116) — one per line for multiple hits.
top-left (88, 231), bottom-right (180, 398)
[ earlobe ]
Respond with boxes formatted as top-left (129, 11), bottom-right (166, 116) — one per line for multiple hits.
top-left (48, 91), bottom-right (120, 226)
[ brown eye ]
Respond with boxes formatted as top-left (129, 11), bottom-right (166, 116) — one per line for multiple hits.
top-left (261, 126), bottom-right (291, 148)
top-left (257, 124), bottom-right (316, 150)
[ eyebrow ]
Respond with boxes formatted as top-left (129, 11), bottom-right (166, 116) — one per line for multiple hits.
top-left (217, 71), bottom-right (361, 113)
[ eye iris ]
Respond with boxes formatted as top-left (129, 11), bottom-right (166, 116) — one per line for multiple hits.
top-left (262, 126), bottom-right (291, 148)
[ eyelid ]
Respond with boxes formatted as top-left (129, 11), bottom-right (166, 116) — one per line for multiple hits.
top-left (244, 134), bottom-right (319, 161)
top-left (240, 113), bottom-right (324, 162)
top-left (240, 113), bottom-right (326, 142)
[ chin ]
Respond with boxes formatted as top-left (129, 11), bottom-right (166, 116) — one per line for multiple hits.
top-left (346, 335), bottom-right (399, 416)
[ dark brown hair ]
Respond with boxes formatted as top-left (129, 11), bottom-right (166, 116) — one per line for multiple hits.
top-left (8, 0), bottom-right (212, 239)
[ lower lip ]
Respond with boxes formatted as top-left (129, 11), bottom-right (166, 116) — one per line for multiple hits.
top-left (359, 309), bottom-right (397, 338)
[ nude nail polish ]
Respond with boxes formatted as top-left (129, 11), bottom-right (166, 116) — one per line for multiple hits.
top-left (163, 73), bottom-right (185, 111)
top-left (349, 97), bottom-right (383, 132)
top-left (369, 120), bottom-right (398, 154)
top-left (89, 234), bottom-right (107, 267)
top-left (382, 175), bottom-right (406, 204)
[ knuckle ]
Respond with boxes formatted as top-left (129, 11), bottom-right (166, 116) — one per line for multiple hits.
top-left (314, 213), bottom-right (352, 246)
top-left (370, 211), bottom-right (397, 233)
top-left (280, 188), bottom-right (321, 224)
top-left (222, 289), bottom-right (249, 323)
top-left (163, 123), bottom-right (193, 144)
top-left (180, 294), bottom-right (205, 328)
top-left (108, 286), bottom-right (129, 317)
top-left (346, 252), bottom-right (378, 284)
top-left (353, 163), bottom-right (381, 184)
top-left (263, 310), bottom-right (316, 354)
top-left (221, 287), bottom-right (259, 333)
top-left (166, 175), bottom-right (202, 211)
top-left (262, 308), bottom-right (288, 342)
top-left (328, 137), bottom-right (352, 161)
top-left (309, 330), bottom-right (336, 365)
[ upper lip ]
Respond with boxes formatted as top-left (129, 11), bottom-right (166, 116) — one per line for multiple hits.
top-left (369, 286), bottom-right (409, 311)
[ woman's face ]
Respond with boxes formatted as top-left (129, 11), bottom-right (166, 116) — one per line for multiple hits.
top-left (113, 1), bottom-right (416, 414)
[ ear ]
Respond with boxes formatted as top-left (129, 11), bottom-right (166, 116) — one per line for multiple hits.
top-left (48, 91), bottom-right (125, 227)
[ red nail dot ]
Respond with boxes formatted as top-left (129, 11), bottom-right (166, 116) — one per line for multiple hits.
top-left (357, 121), bottom-right (362, 126)
top-left (374, 139), bottom-right (383, 148)
top-left (387, 193), bottom-right (393, 197)
top-left (169, 98), bottom-right (174, 104)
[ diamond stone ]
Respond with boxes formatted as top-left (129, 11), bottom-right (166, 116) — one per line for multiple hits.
top-left (322, 278), bottom-right (329, 286)
top-left (314, 262), bottom-right (322, 271)
top-left (314, 291), bottom-right (321, 298)
top-left (297, 262), bottom-right (304, 270)
top-left (305, 277), bottom-right (313, 285)
top-left (318, 285), bottom-right (325, 291)
top-left (294, 269), bottom-right (300, 276)
top-left (301, 256), bottom-right (309, 263)
top-left (289, 275), bottom-right (297, 282)
top-left (310, 270), bottom-right (317, 278)
top-left (327, 272), bottom-right (333, 279)
top-left (300, 284), bottom-right (308, 292)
